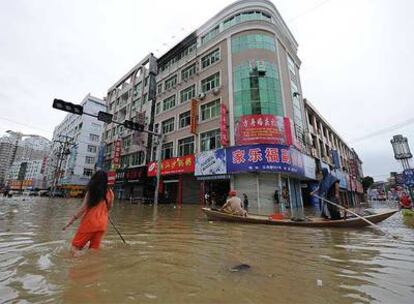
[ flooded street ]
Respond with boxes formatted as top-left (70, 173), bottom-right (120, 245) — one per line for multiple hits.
top-left (0, 197), bottom-right (413, 303)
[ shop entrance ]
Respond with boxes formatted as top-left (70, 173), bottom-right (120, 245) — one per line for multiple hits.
top-left (203, 179), bottom-right (231, 206)
top-left (161, 179), bottom-right (178, 204)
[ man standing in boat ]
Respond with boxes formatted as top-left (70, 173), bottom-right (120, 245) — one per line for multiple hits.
top-left (311, 168), bottom-right (342, 220)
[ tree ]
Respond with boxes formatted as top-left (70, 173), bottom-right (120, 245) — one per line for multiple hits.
top-left (361, 176), bottom-right (374, 192)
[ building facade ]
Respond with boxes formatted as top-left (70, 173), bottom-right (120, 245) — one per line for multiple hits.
top-left (47, 94), bottom-right (106, 189)
top-left (102, 54), bottom-right (157, 200)
top-left (0, 136), bottom-right (16, 187)
top-left (101, 0), bottom-right (364, 212)
top-left (304, 99), bottom-right (364, 206)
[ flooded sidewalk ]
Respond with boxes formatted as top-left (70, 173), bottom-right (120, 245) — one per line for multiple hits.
top-left (0, 197), bottom-right (413, 303)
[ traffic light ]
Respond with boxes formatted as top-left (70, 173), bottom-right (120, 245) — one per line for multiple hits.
top-left (123, 120), bottom-right (144, 131)
top-left (97, 111), bottom-right (113, 124)
top-left (53, 99), bottom-right (83, 115)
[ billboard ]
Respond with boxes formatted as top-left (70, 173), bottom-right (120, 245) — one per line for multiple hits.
top-left (226, 144), bottom-right (304, 175)
top-left (234, 115), bottom-right (292, 146)
top-left (147, 155), bottom-right (195, 177)
top-left (190, 99), bottom-right (198, 134)
top-left (195, 149), bottom-right (227, 176)
top-left (111, 139), bottom-right (122, 171)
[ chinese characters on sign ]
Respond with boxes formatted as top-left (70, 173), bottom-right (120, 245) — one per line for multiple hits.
top-left (226, 144), bottom-right (304, 175)
top-left (190, 99), bottom-right (198, 134)
top-left (195, 149), bottom-right (226, 176)
top-left (234, 114), bottom-right (293, 146)
top-left (220, 104), bottom-right (229, 146)
top-left (111, 139), bottom-right (122, 171)
top-left (147, 155), bottom-right (195, 176)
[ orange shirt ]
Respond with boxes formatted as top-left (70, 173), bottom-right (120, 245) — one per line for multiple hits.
top-left (78, 189), bottom-right (114, 233)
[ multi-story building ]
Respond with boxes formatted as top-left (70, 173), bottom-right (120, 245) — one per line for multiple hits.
top-left (0, 136), bottom-right (16, 187)
top-left (103, 54), bottom-right (157, 200)
top-left (304, 99), bottom-right (364, 205)
top-left (102, 0), bottom-right (364, 212)
top-left (6, 158), bottom-right (48, 190)
top-left (47, 94), bottom-right (106, 189)
top-left (148, 0), bottom-right (309, 212)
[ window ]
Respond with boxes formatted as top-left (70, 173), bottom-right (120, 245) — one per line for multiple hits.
top-left (131, 151), bottom-right (145, 166)
top-left (85, 156), bottom-right (95, 164)
top-left (123, 136), bottom-right (131, 149)
top-left (231, 34), bottom-right (276, 53)
top-left (223, 11), bottom-right (271, 30)
top-left (155, 102), bottom-right (161, 114)
top-left (201, 26), bottom-right (219, 45)
top-left (121, 155), bottom-right (129, 168)
top-left (178, 136), bottom-right (194, 156)
top-left (161, 118), bottom-right (175, 134)
top-left (157, 83), bottom-right (163, 94)
top-left (164, 75), bottom-right (177, 90)
top-left (201, 49), bottom-right (220, 69)
top-left (89, 134), bottom-right (99, 142)
top-left (83, 168), bottom-right (93, 177)
top-left (201, 73), bottom-right (220, 92)
top-left (180, 85), bottom-right (195, 103)
top-left (233, 60), bottom-right (283, 120)
top-left (135, 81), bottom-right (142, 96)
top-left (201, 99), bottom-right (220, 121)
top-left (87, 145), bottom-right (97, 153)
top-left (143, 93), bottom-right (148, 103)
top-left (161, 142), bottom-right (174, 160)
top-left (179, 111), bottom-right (191, 128)
top-left (181, 63), bottom-right (196, 80)
top-left (154, 123), bottom-right (159, 134)
top-left (200, 129), bottom-right (220, 152)
top-left (162, 95), bottom-right (176, 111)
top-left (287, 55), bottom-right (296, 75)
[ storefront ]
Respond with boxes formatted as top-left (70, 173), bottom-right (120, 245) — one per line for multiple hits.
top-left (195, 144), bottom-right (310, 215)
top-left (195, 149), bottom-right (230, 206)
top-left (147, 154), bottom-right (199, 205)
top-left (114, 166), bottom-right (147, 201)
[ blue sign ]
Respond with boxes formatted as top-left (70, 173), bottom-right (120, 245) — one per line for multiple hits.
top-left (403, 169), bottom-right (414, 186)
top-left (195, 148), bottom-right (227, 176)
top-left (331, 150), bottom-right (341, 169)
top-left (226, 144), bottom-right (305, 176)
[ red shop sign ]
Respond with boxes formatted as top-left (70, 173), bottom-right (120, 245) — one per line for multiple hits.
top-left (235, 114), bottom-right (293, 146)
top-left (107, 171), bottom-right (116, 185)
top-left (147, 155), bottom-right (195, 177)
top-left (220, 104), bottom-right (229, 146)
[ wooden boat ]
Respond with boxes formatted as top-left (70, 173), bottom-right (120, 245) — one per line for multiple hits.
top-left (202, 208), bottom-right (398, 228)
top-left (401, 209), bottom-right (414, 217)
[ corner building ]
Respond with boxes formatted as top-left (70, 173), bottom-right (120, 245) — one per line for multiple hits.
top-left (150, 0), bottom-right (311, 213)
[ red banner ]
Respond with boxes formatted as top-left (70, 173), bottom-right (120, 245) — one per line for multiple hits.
top-left (235, 115), bottom-right (292, 146)
top-left (147, 155), bottom-right (195, 177)
top-left (190, 99), bottom-right (198, 134)
top-left (111, 139), bottom-right (122, 170)
top-left (220, 104), bottom-right (229, 146)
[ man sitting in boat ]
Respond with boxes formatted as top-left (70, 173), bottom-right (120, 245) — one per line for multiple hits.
top-left (220, 190), bottom-right (247, 217)
top-left (311, 168), bottom-right (342, 220)
top-left (399, 192), bottom-right (412, 209)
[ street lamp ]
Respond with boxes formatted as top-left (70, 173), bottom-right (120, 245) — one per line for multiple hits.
top-left (391, 135), bottom-right (412, 170)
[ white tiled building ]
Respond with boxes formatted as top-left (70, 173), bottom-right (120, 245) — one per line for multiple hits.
top-left (47, 94), bottom-right (106, 187)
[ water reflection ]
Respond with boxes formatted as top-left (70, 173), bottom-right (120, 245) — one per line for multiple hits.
top-left (0, 197), bottom-right (413, 303)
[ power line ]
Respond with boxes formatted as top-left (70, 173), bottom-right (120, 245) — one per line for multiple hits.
top-left (0, 116), bottom-right (51, 134)
top-left (350, 117), bottom-right (414, 143)
top-left (287, 0), bottom-right (334, 23)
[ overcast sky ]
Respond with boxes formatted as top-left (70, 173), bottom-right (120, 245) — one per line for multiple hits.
top-left (0, 0), bottom-right (412, 180)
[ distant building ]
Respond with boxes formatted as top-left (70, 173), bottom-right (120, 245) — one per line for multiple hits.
top-left (304, 99), bottom-right (364, 205)
top-left (0, 136), bottom-right (16, 187)
top-left (47, 94), bottom-right (106, 188)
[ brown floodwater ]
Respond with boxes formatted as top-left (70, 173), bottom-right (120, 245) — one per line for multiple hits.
top-left (0, 197), bottom-right (413, 304)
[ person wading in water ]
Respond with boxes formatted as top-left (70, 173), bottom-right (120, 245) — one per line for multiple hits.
top-left (311, 168), bottom-right (342, 220)
top-left (63, 170), bottom-right (114, 255)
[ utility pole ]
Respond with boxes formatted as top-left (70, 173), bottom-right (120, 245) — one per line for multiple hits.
top-left (51, 135), bottom-right (74, 197)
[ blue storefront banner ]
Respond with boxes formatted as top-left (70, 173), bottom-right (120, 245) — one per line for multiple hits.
top-left (331, 149), bottom-right (341, 169)
top-left (226, 144), bottom-right (305, 176)
top-left (195, 148), bottom-right (227, 176)
top-left (333, 170), bottom-right (348, 189)
top-left (403, 169), bottom-right (414, 186)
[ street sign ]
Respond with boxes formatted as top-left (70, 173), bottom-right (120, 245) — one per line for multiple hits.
top-left (402, 169), bottom-right (414, 186)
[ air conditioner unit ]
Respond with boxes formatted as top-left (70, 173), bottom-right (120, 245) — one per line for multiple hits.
top-left (198, 92), bottom-right (206, 100)
top-left (311, 148), bottom-right (317, 158)
top-left (212, 87), bottom-right (220, 95)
